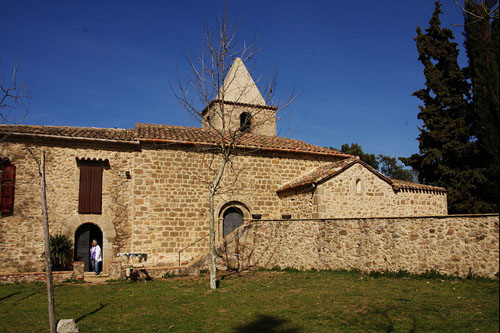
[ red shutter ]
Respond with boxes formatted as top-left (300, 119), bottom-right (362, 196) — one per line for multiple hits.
top-left (79, 165), bottom-right (103, 214)
top-left (0, 164), bottom-right (16, 213)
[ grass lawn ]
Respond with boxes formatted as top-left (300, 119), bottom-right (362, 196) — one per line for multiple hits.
top-left (0, 270), bottom-right (498, 332)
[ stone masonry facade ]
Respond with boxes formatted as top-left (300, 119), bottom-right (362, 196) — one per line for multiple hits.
top-left (209, 214), bottom-right (499, 278)
top-left (0, 125), bottom-right (448, 273)
top-left (0, 138), bottom-right (136, 273)
top-left (278, 158), bottom-right (447, 219)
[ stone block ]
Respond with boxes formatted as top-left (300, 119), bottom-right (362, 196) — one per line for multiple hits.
top-left (72, 261), bottom-right (84, 280)
top-left (57, 319), bottom-right (79, 333)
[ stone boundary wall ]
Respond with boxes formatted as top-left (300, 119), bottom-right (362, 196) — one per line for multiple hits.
top-left (208, 214), bottom-right (499, 278)
top-left (0, 261), bottom-right (84, 284)
top-left (0, 271), bottom-right (74, 284)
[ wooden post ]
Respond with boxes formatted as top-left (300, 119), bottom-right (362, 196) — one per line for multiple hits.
top-left (40, 150), bottom-right (56, 333)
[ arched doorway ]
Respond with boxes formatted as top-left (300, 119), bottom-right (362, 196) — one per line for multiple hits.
top-left (223, 207), bottom-right (243, 238)
top-left (74, 223), bottom-right (103, 272)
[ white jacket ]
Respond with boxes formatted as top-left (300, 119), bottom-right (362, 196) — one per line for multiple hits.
top-left (90, 245), bottom-right (102, 262)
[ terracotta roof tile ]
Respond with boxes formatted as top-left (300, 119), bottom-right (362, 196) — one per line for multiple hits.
top-left (277, 158), bottom-right (446, 193)
top-left (277, 157), bottom-right (360, 192)
top-left (135, 123), bottom-right (350, 157)
top-left (0, 123), bottom-right (350, 157)
top-left (0, 124), bottom-right (136, 142)
top-left (391, 179), bottom-right (446, 193)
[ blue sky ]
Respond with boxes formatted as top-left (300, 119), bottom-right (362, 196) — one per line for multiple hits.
top-left (1, 1), bottom-right (468, 158)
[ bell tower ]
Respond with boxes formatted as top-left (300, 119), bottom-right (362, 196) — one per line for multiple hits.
top-left (201, 58), bottom-right (277, 137)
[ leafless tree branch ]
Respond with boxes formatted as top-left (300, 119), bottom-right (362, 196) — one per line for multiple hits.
top-left (452, 0), bottom-right (499, 27)
top-left (171, 2), bottom-right (298, 289)
top-left (1, 59), bottom-right (31, 125)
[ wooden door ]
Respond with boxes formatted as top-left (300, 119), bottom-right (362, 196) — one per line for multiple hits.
top-left (223, 207), bottom-right (243, 238)
top-left (74, 223), bottom-right (103, 271)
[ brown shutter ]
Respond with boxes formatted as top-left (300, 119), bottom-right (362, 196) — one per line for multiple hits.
top-left (0, 164), bottom-right (16, 213)
top-left (89, 166), bottom-right (103, 214)
top-left (79, 165), bottom-right (103, 214)
top-left (79, 166), bottom-right (90, 213)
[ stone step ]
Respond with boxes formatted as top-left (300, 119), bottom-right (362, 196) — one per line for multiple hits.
top-left (83, 273), bottom-right (109, 280)
top-left (83, 273), bottom-right (110, 283)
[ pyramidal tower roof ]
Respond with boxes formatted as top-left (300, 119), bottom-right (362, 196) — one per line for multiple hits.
top-left (217, 57), bottom-right (266, 106)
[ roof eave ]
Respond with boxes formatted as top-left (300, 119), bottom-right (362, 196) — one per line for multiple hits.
top-left (137, 137), bottom-right (349, 158)
top-left (0, 131), bottom-right (140, 145)
top-left (201, 99), bottom-right (279, 115)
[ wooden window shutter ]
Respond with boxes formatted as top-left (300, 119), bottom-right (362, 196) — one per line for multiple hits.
top-left (0, 164), bottom-right (16, 213)
top-left (79, 165), bottom-right (103, 214)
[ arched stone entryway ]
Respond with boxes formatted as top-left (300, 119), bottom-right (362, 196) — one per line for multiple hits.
top-left (74, 223), bottom-right (103, 272)
top-left (62, 214), bottom-right (116, 274)
top-left (217, 201), bottom-right (250, 239)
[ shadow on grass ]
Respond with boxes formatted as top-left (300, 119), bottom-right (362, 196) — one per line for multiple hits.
top-left (234, 314), bottom-right (300, 333)
top-left (75, 303), bottom-right (109, 323)
top-left (16, 284), bottom-right (65, 302)
top-left (0, 292), bottom-right (21, 301)
top-left (365, 307), bottom-right (417, 333)
top-left (17, 290), bottom-right (43, 302)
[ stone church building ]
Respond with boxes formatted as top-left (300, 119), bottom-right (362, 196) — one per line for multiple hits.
top-left (0, 59), bottom-right (447, 274)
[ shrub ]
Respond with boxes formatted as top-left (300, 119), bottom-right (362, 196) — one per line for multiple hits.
top-left (49, 234), bottom-right (73, 271)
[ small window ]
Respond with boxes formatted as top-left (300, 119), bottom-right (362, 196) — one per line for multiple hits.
top-left (0, 160), bottom-right (16, 213)
top-left (355, 179), bottom-right (362, 194)
top-left (240, 112), bottom-right (252, 132)
top-left (78, 164), bottom-right (104, 214)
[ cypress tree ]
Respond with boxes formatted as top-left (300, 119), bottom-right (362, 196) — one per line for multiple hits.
top-left (402, 2), bottom-right (475, 213)
top-left (463, 0), bottom-right (499, 212)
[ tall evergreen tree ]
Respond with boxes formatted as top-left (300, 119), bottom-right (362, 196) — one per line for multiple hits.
top-left (402, 2), bottom-right (476, 213)
top-left (464, 0), bottom-right (499, 212)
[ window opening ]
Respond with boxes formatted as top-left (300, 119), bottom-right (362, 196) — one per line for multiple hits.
top-left (240, 112), bottom-right (252, 132)
top-left (355, 179), bottom-right (362, 194)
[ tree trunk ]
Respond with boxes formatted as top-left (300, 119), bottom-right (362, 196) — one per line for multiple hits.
top-left (208, 158), bottom-right (227, 290)
top-left (40, 150), bottom-right (56, 332)
top-left (209, 188), bottom-right (217, 290)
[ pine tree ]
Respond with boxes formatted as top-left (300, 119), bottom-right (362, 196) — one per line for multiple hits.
top-left (334, 143), bottom-right (415, 182)
top-left (336, 143), bottom-right (379, 169)
top-left (377, 155), bottom-right (416, 182)
top-left (464, 0), bottom-right (499, 212)
top-left (402, 2), bottom-right (475, 213)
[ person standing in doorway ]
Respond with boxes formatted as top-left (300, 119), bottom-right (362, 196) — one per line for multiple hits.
top-left (90, 240), bottom-right (102, 275)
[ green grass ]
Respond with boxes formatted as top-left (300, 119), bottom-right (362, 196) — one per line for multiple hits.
top-left (0, 270), bottom-right (498, 332)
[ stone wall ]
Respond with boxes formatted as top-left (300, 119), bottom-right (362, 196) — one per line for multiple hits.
top-left (280, 163), bottom-right (447, 219)
top-left (0, 271), bottom-right (74, 284)
top-left (209, 214), bottom-right (499, 278)
top-left (203, 103), bottom-right (277, 136)
top-left (131, 144), bottom-right (337, 266)
top-left (1, 135), bottom-right (451, 273)
top-left (0, 140), bottom-right (136, 273)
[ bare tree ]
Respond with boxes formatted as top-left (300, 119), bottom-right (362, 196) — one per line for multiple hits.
top-left (1, 61), bottom-right (53, 330)
top-left (172, 7), bottom-right (296, 289)
top-left (1, 59), bottom-right (30, 125)
top-left (27, 148), bottom-right (56, 333)
top-left (452, 0), bottom-right (499, 26)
